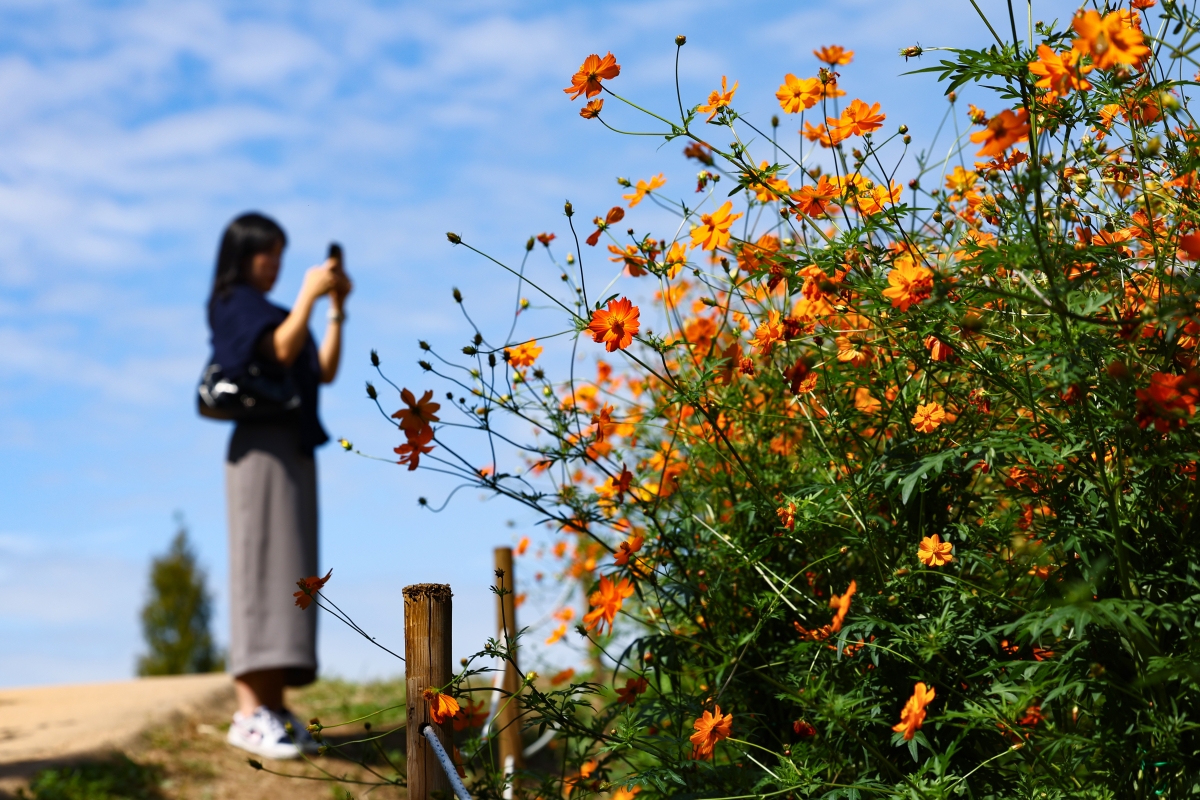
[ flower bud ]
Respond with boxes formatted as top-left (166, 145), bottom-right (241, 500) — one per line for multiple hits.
top-left (453, 287), bottom-right (463, 303)
top-left (446, 232), bottom-right (461, 244)
top-left (948, 90), bottom-right (957, 103)
top-left (898, 124), bottom-right (908, 134)
top-left (418, 496), bottom-right (428, 505)
top-left (419, 360), bottom-right (432, 371)
top-left (339, 438), bottom-right (352, 451)
top-left (463, 346), bottom-right (478, 355)
top-left (566, 253), bottom-right (575, 265)
top-left (365, 382), bottom-right (377, 400)
top-left (526, 236), bottom-right (535, 251)
top-left (903, 135), bottom-right (911, 144)
top-left (419, 340), bottom-right (431, 351)
top-left (771, 115), bottom-right (779, 128)
top-left (564, 200), bottom-right (574, 217)
top-left (675, 34), bottom-right (686, 46)
top-left (617, 176), bottom-right (632, 187)
top-left (488, 352), bottom-right (497, 367)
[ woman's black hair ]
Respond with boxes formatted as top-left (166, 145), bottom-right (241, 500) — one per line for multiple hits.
top-left (207, 212), bottom-right (287, 322)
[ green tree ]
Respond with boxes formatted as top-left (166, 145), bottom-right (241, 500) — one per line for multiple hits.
top-left (137, 515), bottom-right (223, 676)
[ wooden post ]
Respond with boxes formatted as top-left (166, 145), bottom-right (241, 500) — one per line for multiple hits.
top-left (494, 547), bottom-right (524, 776)
top-left (404, 583), bottom-right (453, 800)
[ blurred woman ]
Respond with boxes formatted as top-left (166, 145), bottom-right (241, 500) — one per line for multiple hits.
top-left (205, 212), bottom-right (351, 759)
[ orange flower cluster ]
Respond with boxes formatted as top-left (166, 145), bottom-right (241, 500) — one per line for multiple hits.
top-left (392, 389), bottom-right (440, 470)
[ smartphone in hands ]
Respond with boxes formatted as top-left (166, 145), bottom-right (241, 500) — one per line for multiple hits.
top-left (328, 242), bottom-right (343, 273)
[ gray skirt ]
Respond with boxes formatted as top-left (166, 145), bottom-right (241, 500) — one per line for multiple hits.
top-left (226, 422), bottom-right (318, 685)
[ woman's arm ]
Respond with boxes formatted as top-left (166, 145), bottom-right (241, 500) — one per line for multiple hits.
top-left (271, 261), bottom-right (339, 367)
top-left (318, 273), bottom-right (352, 383)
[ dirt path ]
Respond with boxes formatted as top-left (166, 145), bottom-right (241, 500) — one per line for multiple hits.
top-left (0, 676), bottom-right (407, 799)
top-left (0, 675), bottom-right (231, 788)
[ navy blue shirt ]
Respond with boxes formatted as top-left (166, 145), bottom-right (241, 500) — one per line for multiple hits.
top-left (209, 284), bottom-right (329, 455)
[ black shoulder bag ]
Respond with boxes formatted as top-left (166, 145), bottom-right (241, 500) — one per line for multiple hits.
top-left (197, 357), bottom-right (301, 421)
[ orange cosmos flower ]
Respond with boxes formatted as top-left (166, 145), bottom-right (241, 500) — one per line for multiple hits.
top-left (892, 683), bottom-right (935, 741)
top-left (698, 75), bottom-right (738, 121)
top-left (801, 120), bottom-right (849, 148)
top-left (623, 173), bottom-right (666, 207)
top-left (613, 532), bottom-right (644, 566)
top-left (814, 44), bottom-right (854, 65)
top-left (689, 200), bottom-right (743, 251)
top-left (583, 574), bottom-right (635, 635)
top-left (835, 333), bottom-right (872, 367)
top-left (392, 389), bottom-right (441, 436)
top-left (536, 232), bottom-right (556, 246)
top-left (587, 297), bottom-right (641, 352)
top-left (911, 401), bottom-right (946, 434)
top-left (515, 536), bottom-right (530, 556)
top-left (792, 176), bottom-right (839, 217)
top-left (663, 241), bottom-right (688, 278)
top-left (854, 387), bottom-right (881, 414)
top-left (829, 580), bottom-right (856, 632)
top-left (1071, 10), bottom-right (1149, 71)
top-left (1135, 372), bottom-right (1200, 431)
top-left (591, 404), bottom-right (616, 442)
top-left (690, 706), bottom-right (733, 760)
top-left (293, 569), bottom-right (332, 610)
top-left (423, 688), bottom-right (461, 725)
top-left (751, 310), bottom-right (785, 355)
top-left (394, 426), bottom-right (435, 471)
top-left (615, 677), bottom-right (649, 706)
top-left (881, 260), bottom-right (934, 312)
top-left (580, 98), bottom-right (604, 119)
top-left (545, 623), bottom-right (567, 645)
top-left (452, 698), bottom-right (488, 732)
top-left (777, 502), bottom-right (796, 531)
top-left (918, 534), bottom-right (954, 566)
top-left (969, 108), bottom-right (1029, 157)
top-left (564, 52), bottom-right (620, 100)
top-left (831, 98), bottom-right (885, 139)
top-left (505, 340), bottom-right (542, 368)
top-left (776, 74), bottom-right (823, 113)
top-left (1028, 44), bottom-right (1093, 99)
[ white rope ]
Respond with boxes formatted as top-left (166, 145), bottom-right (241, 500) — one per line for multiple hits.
top-left (419, 723), bottom-right (473, 800)
top-left (522, 725), bottom-right (558, 758)
top-left (502, 754), bottom-right (515, 800)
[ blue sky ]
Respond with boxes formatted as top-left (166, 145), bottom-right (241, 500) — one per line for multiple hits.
top-left (0, 0), bottom-right (1080, 688)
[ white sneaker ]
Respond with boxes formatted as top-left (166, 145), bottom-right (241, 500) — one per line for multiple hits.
top-left (226, 706), bottom-right (303, 760)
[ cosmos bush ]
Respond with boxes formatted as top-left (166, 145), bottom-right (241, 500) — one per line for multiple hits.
top-left (335, 3), bottom-right (1200, 797)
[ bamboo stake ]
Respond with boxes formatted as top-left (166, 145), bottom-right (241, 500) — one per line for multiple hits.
top-left (404, 583), bottom-right (454, 800)
top-left (494, 547), bottom-right (524, 780)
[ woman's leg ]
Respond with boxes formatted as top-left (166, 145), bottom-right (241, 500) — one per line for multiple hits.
top-left (234, 668), bottom-right (287, 715)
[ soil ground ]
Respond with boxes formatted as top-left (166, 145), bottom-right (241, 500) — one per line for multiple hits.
top-left (0, 676), bottom-right (408, 800)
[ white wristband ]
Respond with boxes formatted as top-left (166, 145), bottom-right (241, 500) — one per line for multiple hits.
top-left (328, 310), bottom-right (346, 323)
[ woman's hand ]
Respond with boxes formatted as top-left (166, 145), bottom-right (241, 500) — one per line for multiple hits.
top-left (299, 259), bottom-right (341, 305)
top-left (330, 265), bottom-right (352, 312)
